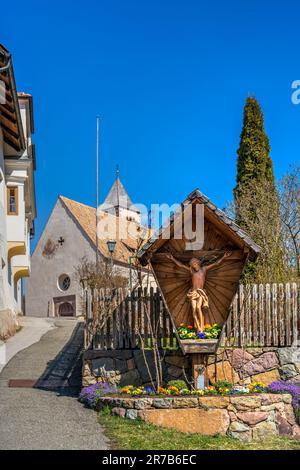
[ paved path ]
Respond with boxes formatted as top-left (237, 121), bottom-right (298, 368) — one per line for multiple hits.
top-left (0, 317), bottom-right (54, 373)
top-left (0, 319), bottom-right (109, 450)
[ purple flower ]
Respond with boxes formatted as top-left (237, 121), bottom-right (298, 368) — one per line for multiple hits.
top-left (79, 382), bottom-right (117, 408)
top-left (144, 387), bottom-right (155, 395)
top-left (267, 381), bottom-right (300, 409)
top-left (196, 331), bottom-right (206, 339)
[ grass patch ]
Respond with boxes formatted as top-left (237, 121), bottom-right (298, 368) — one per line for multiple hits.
top-left (98, 410), bottom-right (300, 450)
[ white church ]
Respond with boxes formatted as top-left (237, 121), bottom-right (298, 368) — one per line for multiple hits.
top-left (0, 44), bottom-right (37, 338)
top-left (26, 175), bottom-right (154, 318)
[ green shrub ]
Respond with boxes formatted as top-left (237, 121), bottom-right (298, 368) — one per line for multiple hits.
top-left (167, 380), bottom-right (188, 391)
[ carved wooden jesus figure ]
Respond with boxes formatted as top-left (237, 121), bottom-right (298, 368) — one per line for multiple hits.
top-left (165, 251), bottom-right (231, 332)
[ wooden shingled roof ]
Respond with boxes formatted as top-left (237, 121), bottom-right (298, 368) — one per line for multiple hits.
top-left (0, 44), bottom-right (25, 152)
top-left (60, 196), bottom-right (150, 266)
top-left (138, 188), bottom-right (261, 265)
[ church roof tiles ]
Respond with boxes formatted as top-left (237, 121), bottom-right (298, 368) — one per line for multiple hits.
top-left (59, 196), bottom-right (149, 266)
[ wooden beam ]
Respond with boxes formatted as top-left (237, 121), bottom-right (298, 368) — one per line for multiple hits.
top-left (0, 103), bottom-right (17, 123)
top-left (181, 339), bottom-right (218, 354)
top-left (152, 250), bottom-right (244, 263)
top-left (0, 113), bottom-right (19, 137)
top-left (2, 127), bottom-right (22, 151)
top-left (0, 98), bottom-right (16, 115)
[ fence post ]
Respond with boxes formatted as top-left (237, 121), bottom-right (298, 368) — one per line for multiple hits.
top-left (285, 283), bottom-right (292, 346)
top-left (278, 283), bottom-right (285, 346)
top-left (265, 283), bottom-right (271, 346)
top-left (291, 282), bottom-right (298, 346)
top-left (238, 284), bottom-right (245, 347)
top-left (252, 284), bottom-right (258, 346)
top-left (232, 293), bottom-right (239, 347)
top-left (272, 283), bottom-right (279, 346)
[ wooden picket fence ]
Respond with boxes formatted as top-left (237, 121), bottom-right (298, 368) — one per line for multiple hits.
top-left (84, 287), bottom-right (178, 350)
top-left (84, 282), bottom-right (299, 350)
top-left (220, 283), bottom-right (299, 347)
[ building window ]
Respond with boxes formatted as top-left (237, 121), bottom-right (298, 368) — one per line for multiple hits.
top-left (58, 274), bottom-right (71, 292)
top-left (7, 187), bottom-right (18, 215)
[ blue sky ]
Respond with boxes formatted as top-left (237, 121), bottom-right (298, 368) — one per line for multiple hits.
top-left (2, 1), bottom-right (300, 247)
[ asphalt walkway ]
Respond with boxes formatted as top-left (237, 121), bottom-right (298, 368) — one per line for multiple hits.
top-left (0, 316), bottom-right (54, 373)
top-left (0, 318), bottom-right (109, 450)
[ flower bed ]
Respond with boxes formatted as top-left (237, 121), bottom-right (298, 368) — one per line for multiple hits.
top-left (118, 380), bottom-right (266, 397)
top-left (79, 379), bottom-right (299, 410)
top-left (177, 323), bottom-right (221, 340)
top-left (79, 379), bottom-right (300, 441)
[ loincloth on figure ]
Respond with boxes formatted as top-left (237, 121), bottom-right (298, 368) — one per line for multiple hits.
top-left (186, 288), bottom-right (209, 308)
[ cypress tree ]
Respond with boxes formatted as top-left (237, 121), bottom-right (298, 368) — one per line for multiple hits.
top-left (234, 97), bottom-right (286, 282)
top-left (234, 96), bottom-right (276, 199)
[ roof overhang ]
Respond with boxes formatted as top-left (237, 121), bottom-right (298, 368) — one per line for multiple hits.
top-left (0, 44), bottom-right (25, 152)
top-left (138, 188), bottom-right (261, 265)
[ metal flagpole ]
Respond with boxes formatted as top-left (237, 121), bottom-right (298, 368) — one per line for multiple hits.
top-left (96, 115), bottom-right (100, 267)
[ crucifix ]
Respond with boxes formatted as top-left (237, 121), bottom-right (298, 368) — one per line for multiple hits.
top-left (164, 251), bottom-right (231, 331)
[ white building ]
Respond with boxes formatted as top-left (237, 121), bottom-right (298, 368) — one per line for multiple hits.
top-left (0, 44), bottom-right (36, 338)
top-left (26, 175), bottom-right (154, 318)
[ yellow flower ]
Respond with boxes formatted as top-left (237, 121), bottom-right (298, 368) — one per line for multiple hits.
top-left (179, 323), bottom-right (185, 327)
top-left (249, 381), bottom-right (266, 390)
top-left (204, 324), bottom-right (211, 329)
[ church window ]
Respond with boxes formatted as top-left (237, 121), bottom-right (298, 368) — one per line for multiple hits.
top-left (58, 274), bottom-right (71, 291)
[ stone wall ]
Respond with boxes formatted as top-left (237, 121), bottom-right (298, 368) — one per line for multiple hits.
top-left (82, 349), bottom-right (192, 388)
top-left (82, 346), bottom-right (300, 388)
top-left (96, 393), bottom-right (300, 441)
top-left (206, 347), bottom-right (300, 385)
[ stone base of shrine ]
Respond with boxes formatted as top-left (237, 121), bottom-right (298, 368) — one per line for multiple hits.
top-left (97, 393), bottom-right (300, 441)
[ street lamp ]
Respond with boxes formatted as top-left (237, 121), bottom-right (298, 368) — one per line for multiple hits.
top-left (107, 240), bottom-right (116, 255)
top-left (107, 240), bottom-right (116, 268)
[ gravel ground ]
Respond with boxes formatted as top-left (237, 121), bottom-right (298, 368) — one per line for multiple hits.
top-left (0, 319), bottom-right (109, 450)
